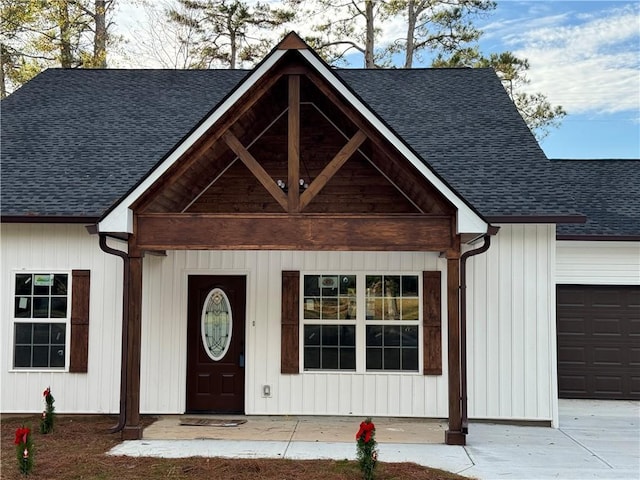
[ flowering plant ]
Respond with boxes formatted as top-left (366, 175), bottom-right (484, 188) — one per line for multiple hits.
top-left (40, 387), bottom-right (55, 434)
top-left (355, 418), bottom-right (378, 480)
top-left (14, 426), bottom-right (34, 475)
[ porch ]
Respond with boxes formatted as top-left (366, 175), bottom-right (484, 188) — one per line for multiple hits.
top-left (141, 414), bottom-right (446, 443)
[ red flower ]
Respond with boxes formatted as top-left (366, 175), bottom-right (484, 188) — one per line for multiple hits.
top-left (43, 387), bottom-right (50, 397)
top-left (356, 420), bottom-right (375, 443)
top-left (14, 427), bottom-right (30, 445)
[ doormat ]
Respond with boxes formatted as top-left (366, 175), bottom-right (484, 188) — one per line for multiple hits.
top-left (179, 418), bottom-right (247, 427)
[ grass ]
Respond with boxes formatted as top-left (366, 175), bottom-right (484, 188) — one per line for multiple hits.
top-left (1, 415), bottom-right (469, 479)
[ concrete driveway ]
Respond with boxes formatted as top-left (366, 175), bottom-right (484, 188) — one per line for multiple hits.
top-left (109, 399), bottom-right (639, 479)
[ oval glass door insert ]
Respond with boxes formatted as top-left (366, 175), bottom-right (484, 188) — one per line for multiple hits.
top-left (201, 288), bottom-right (232, 361)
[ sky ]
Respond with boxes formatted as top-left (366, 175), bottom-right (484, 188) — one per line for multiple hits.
top-left (474, 1), bottom-right (639, 159)
top-left (115, 1), bottom-right (640, 160)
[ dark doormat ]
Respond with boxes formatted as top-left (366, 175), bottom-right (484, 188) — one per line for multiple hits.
top-left (180, 418), bottom-right (247, 427)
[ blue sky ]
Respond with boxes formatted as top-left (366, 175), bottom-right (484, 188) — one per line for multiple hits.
top-left (117, 1), bottom-right (639, 159)
top-left (475, 1), bottom-right (639, 159)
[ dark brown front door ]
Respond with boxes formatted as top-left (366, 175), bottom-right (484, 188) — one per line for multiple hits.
top-left (186, 275), bottom-right (246, 412)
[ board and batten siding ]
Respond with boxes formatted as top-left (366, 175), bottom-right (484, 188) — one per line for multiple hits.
top-left (465, 224), bottom-right (558, 426)
top-left (556, 241), bottom-right (640, 285)
top-left (1, 224), bottom-right (123, 413)
top-left (140, 250), bottom-right (450, 417)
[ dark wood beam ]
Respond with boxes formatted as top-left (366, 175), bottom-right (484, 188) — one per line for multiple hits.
top-left (288, 75), bottom-right (300, 213)
top-left (136, 213), bottom-right (454, 251)
top-left (223, 130), bottom-right (289, 211)
top-left (299, 130), bottom-right (367, 211)
top-left (445, 252), bottom-right (465, 446)
top-left (121, 246), bottom-right (143, 440)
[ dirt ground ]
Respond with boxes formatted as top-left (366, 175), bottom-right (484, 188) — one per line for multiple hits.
top-left (1, 415), bottom-right (469, 479)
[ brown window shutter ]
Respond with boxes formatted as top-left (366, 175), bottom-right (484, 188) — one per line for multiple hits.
top-left (281, 270), bottom-right (300, 374)
top-left (423, 271), bottom-right (442, 375)
top-left (69, 269), bottom-right (90, 373)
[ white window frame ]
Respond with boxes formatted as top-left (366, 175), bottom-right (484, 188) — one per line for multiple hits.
top-left (300, 272), bottom-right (423, 374)
top-left (10, 270), bottom-right (72, 372)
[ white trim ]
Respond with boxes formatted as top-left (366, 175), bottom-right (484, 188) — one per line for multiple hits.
top-left (98, 51), bottom-right (286, 234)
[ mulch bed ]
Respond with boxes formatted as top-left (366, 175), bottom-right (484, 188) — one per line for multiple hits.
top-left (1, 414), bottom-right (468, 479)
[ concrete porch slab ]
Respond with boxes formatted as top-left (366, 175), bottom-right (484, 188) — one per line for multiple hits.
top-left (141, 415), bottom-right (446, 444)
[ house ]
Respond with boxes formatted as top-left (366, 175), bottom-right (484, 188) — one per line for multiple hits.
top-left (2, 32), bottom-right (638, 445)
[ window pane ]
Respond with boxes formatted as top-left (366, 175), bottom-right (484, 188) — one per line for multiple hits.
top-left (33, 297), bottom-right (49, 318)
top-left (384, 348), bottom-right (401, 370)
top-left (340, 348), bottom-right (356, 370)
top-left (402, 326), bottom-right (418, 346)
top-left (321, 276), bottom-right (339, 296)
top-left (402, 348), bottom-right (418, 371)
top-left (304, 325), bottom-right (321, 345)
top-left (51, 323), bottom-right (66, 344)
top-left (303, 297), bottom-right (320, 319)
top-left (321, 298), bottom-right (339, 320)
top-left (340, 325), bottom-right (356, 346)
top-left (32, 346), bottom-right (49, 367)
top-left (14, 346), bottom-right (31, 368)
top-left (365, 276), bottom-right (382, 294)
top-left (50, 297), bottom-right (67, 318)
top-left (33, 274), bottom-right (52, 295)
top-left (384, 326), bottom-right (401, 346)
top-left (33, 323), bottom-right (50, 344)
top-left (322, 347), bottom-right (339, 369)
top-left (366, 348), bottom-right (382, 370)
top-left (14, 297), bottom-right (31, 318)
top-left (304, 347), bottom-right (320, 369)
top-left (366, 298), bottom-right (383, 320)
top-left (304, 275), bottom-right (320, 296)
top-left (50, 345), bottom-right (66, 367)
top-left (402, 276), bottom-right (418, 296)
top-left (322, 325), bottom-right (339, 345)
top-left (15, 323), bottom-right (32, 344)
top-left (401, 298), bottom-right (419, 320)
top-left (366, 325), bottom-right (382, 346)
top-left (383, 298), bottom-right (400, 320)
top-left (51, 274), bottom-right (68, 295)
top-left (15, 274), bottom-right (32, 295)
top-left (384, 276), bottom-right (400, 297)
top-left (337, 298), bottom-right (352, 320)
top-left (339, 275), bottom-right (356, 295)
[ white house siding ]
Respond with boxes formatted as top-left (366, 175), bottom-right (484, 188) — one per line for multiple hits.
top-left (140, 250), bottom-right (451, 418)
top-left (1, 224), bottom-right (123, 413)
top-left (556, 241), bottom-right (640, 285)
top-left (465, 224), bottom-right (558, 426)
top-left (2, 224), bottom-right (561, 423)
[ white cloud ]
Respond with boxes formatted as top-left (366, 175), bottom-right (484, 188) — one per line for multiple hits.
top-left (494, 3), bottom-right (640, 114)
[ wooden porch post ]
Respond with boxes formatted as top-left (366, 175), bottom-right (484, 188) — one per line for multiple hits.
top-left (445, 252), bottom-right (465, 445)
top-left (122, 243), bottom-right (143, 440)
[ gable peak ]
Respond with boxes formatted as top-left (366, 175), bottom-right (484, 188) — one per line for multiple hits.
top-left (277, 31), bottom-right (309, 50)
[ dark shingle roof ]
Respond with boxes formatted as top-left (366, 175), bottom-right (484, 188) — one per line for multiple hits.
top-left (551, 159), bottom-right (640, 238)
top-left (0, 66), bottom-right (601, 228)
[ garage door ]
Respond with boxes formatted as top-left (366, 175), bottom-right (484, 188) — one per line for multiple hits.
top-left (557, 285), bottom-right (640, 399)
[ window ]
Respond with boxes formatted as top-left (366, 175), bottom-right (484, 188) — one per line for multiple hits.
top-left (365, 275), bottom-right (419, 371)
top-left (303, 275), bottom-right (356, 370)
top-left (300, 273), bottom-right (421, 372)
top-left (13, 273), bottom-right (69, 369)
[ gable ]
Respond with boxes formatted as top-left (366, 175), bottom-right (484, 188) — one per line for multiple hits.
top-left (97, 35), bottom-right (487, 236)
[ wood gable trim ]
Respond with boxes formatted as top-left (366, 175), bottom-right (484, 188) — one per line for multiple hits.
top-left (135, 213), bottom-right (454, 251)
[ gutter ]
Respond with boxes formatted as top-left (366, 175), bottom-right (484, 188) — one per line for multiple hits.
top-left (460, 227), bottom-right (497, 433)
top-left (98, 233), bottom-right (130, 433)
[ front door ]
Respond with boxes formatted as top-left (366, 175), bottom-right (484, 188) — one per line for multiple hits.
top-left (186, 275), bottom-right (246, 412)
